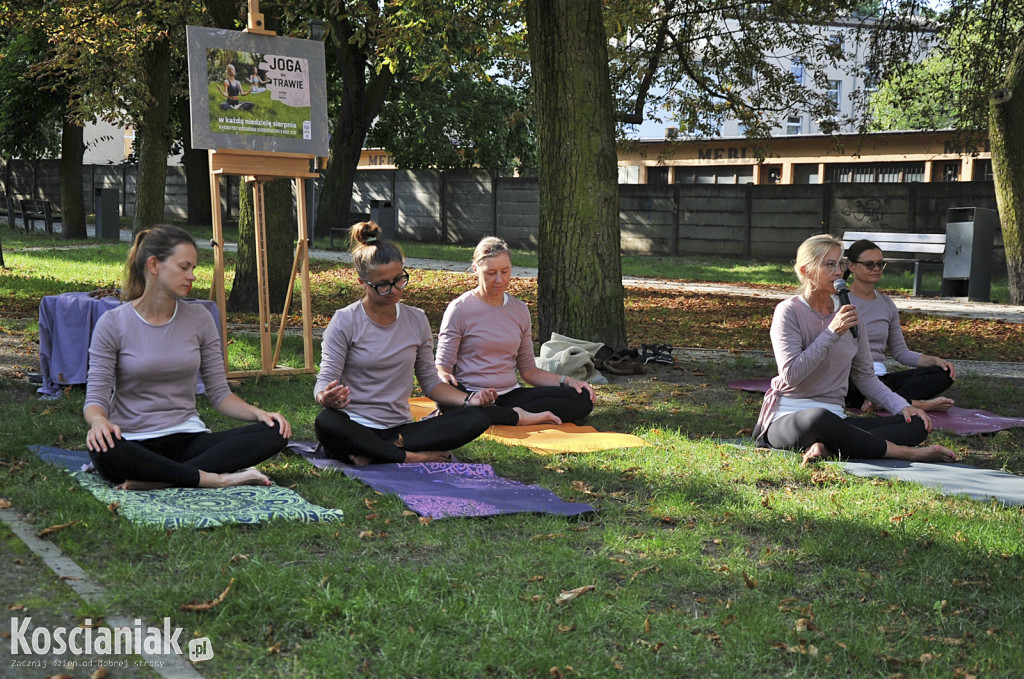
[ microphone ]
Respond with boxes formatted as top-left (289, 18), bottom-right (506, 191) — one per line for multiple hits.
top-left (833, 279), bottom-right (859, 339)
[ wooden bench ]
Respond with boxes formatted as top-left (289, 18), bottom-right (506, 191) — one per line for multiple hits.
top-left (330, 212), bottom-right (371, 249)
top-left (841, 230), bottom-right (946, 297)
top-left (2, 194), bottom-right (19, 230)
top-left (20, 198), bottom-right (61, 234)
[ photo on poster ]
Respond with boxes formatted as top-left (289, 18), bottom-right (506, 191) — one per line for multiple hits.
top-left (186, 25), bottom-right (328, 156)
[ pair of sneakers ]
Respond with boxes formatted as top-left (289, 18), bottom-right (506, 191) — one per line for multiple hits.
top-left (639, 344), bottom-right (674, 365)
top-left (594, 346), bottom-right (646, 375)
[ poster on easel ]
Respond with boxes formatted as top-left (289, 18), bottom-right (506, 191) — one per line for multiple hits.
top-left (186, 25), bottom-right (328, 157)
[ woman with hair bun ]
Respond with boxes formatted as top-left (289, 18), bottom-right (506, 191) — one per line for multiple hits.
top-left (434, 236), bottom-right (595, 427)
top-left (84, 225), bottom-right (291, 490)
top-left (314, 221), bottom-right (492, 465)
top-left (842, 238), bottom-right (956, 412)
top-left (753, 234), bottom-right (955, 467)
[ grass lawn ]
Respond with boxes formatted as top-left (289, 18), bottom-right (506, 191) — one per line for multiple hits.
top-left (1, 229), bottom-right (1023, 677)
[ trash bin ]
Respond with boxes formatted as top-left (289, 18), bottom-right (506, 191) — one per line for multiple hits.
top-left (94, 188), bottom-right (120, 240)
top-left (941, 207), bottom-right (998, 301)
top-left (370, 199), bottom-right (396, 240)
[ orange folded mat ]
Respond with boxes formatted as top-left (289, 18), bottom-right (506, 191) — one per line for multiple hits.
top-left (408, 397), bottom-right (647, 455)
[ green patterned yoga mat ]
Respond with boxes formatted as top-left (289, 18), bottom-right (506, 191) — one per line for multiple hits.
top-left (33, 446), bottom-right (345, 529)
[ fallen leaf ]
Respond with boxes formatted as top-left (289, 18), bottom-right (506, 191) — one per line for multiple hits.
top-left (267, 641), bottom-right (281, 655)
top-left (90, 667), bottom-right (109, 679)
top-left (556, 584), bottom-right (596, 604)
top-left (359, 531), bottom-right (376, 539)
top-left (106, 501), bottom-right (120, 515)
top-left (230, 554), bottom-right (249, 563)
top-left (180, 578), bottom-right (235, 612)
top-left (418, 516), bottom-right (433, 525)
top-left (7, 604), bottom-right (24, 611)
top-left (36, 519), bottom-right (82, 538)
top-left (0, 498), bottom-right (11, 508)
top-left (556, 624), bottom-right (576, 633)
top-left (318, 575), bottom-right (330, 588)
top-left (742, 571), bottom-right (757, 589)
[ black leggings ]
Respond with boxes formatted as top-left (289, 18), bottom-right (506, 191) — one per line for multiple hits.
top-left (846, 365), bottom-right (954, 409)
top-left (761, 407), bottom-right (928, 459)
top-left (315, 407), bottom-right (491, 464)
top-left (89, 423), bottom-right (288, 487)
top-left (443, 386), bottom-right (594, 426)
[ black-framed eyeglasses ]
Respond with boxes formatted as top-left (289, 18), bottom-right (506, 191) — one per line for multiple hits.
top-left (853, 259), bottom-right (887, 271)
top-left (361, 269), bottom-right (410, 296)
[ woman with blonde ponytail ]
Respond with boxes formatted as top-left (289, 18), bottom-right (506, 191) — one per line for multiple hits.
top-left (84, 225), bottom-right (291, 489)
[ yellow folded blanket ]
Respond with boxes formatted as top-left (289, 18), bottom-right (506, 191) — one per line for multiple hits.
top-left (408, 397), bottom-right (647, 455)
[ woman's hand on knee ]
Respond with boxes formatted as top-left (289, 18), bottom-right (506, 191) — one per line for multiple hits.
top-left (86, 419), bottom-right (121, 452)
top-left (256, 410), bottom-right (292, 439)
top-left (901, 406), bottom-right (931, 433)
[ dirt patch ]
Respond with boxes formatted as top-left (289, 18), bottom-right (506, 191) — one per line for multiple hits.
top-left (0, 319), bottom-right (38, 382)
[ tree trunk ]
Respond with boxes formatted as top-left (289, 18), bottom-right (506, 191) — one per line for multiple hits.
top-left (989, 35), bottom-right (1024, 305)
top-left (228, 178), bottom-right (295, 312)
top-left (178, 96), bottom-right (211, 226)
top-left (526, 0), bottom-right (626, 348)
top-left (59, 118), bottom-right (87, 239)
top-left (132, 35), bottom-right (172, 232)
top-left (313, 18), bottom-right (394, 241)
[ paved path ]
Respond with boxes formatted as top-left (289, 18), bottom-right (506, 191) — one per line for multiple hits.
top-left (49, 225), bottom-right (1024, 325)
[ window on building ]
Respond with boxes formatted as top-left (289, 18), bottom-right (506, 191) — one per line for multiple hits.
top-left (674, 167), bottom-right (696, 184)
top-left (829, 33), bottom-right (844, 50)
top-left (829, 163), bottom-right (925, 183)
top-left (863, 73), bottom-right (880, 92)
top-left (786, 116), bottom-right (802, 135)
top-left (791, 58), bottom-right (804, 85)
top-left (647, 166), bottom-right (669, 184)
top-left (940, 162), bottom-right (961, 182)
top-left (764, 166), bottom-right (782, 184)
top-left (972, 160), bottom-right (994, 181)
top-left (826, 80), bottom-right (842, 108)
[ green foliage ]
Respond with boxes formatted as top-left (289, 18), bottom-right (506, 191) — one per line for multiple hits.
top-left (868, 53), bottom-right (961, 131)
top-left (0, 30), bottom-right (62, 159)
top-left (368, 71), bottom-right (537, 174)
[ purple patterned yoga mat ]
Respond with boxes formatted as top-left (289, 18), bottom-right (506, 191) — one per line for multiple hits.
top-left (288, 443), bottom-right (595, 519)
top-left (728, 379), bottom-right (1024, 435)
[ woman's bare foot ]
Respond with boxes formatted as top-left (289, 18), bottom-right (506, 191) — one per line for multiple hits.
top-left (199, 468), bottom-right (271, 488)
top-left (860, 400), bottom-right (875, 414)
top-left (513, 407), bottom-right (562, 426)
top-left (800, 442), bottom-right (832, 468)
top-left (349, 455), bottom-right (374, 467)
top-left (404, 450), bottom-right (452, 463)
top-left (913, 397), bottom-right (955, 412)
top-left (898, 444), bottom-right (957, 463)
top-left (115, 479), bottom-right (172, 491)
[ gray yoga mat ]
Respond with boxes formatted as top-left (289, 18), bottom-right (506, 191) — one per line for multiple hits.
top-left (841, 459), bottom-right (1024, 507)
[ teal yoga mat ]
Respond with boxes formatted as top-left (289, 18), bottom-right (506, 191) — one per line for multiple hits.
top-left (31, 445), bottom-right (345, 529)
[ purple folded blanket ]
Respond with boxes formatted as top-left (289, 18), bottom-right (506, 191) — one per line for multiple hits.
top-left (728, 379), bottom-right (1024, 436)
top-left (289, 443), bottom-right (595, 520)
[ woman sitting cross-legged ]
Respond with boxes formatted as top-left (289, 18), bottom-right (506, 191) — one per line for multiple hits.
top-left (84, 225), bottom-right (291, 490)
top-left (842, 238), bottom-right (956, 412)
top-left (434, 236), bottom-right (596, 427)
top-left (314, 222), bottom-right (492, 466)
top-left (753, 234), bottom-right (956, 467)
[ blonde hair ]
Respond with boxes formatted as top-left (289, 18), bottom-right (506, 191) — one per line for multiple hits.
top-left (472, 236), bottom-right (511, 266)
top-left (123, 225), bottom-right (197, 301)
top-left (349, 220), bottom-right (403, 279)
top-left (794, 234), bottom-right (844, 294)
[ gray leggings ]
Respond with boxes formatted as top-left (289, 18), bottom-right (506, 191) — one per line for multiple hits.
top-left (760, 407), bottom-right (927, 459)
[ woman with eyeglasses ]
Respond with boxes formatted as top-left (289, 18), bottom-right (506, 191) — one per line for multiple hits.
top-left (314, 222), bottom-right (492, 465)
top-left (434, 237), bottom-right (595, 426)
top-left (753, 234), bottom-right (956, 466)
top-left (842, 239), bottom-right (956, 412)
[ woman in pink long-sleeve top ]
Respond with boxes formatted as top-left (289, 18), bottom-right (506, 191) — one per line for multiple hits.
top-left (753, 234), bottom-right (956, 467)
top-left (84, 225), bottom-right (291, 490)
top-left (314, 222), bottom-right (491, 466)
top-left (434, 237), bottom-right (596, 427)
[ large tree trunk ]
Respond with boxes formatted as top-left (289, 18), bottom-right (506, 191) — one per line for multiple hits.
top-left (526, 0), bottom-right (626, 348)
top-left (132, 35), bottom-right (172, 232)
top-left (313, 17), bottom-right (394, 241)
top-left (990, 36), bottom-right (1024, 305)
top-left (59, 118), bottom-right (87, 239)
top-left (178, 96), bottom-right (211, 226)
top-left (228, 178), bottom-right (295, 312)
